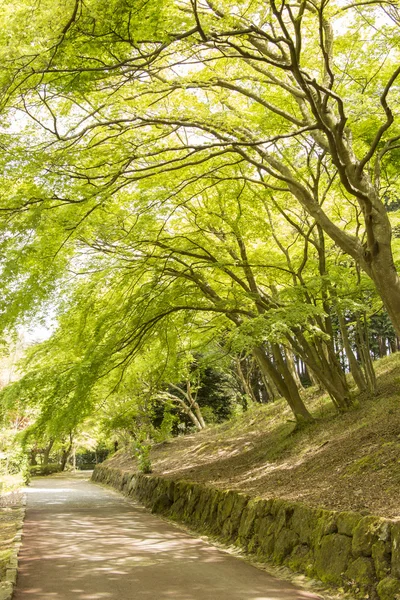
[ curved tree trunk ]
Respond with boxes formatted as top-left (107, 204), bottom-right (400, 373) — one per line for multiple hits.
top-left (338, 313), bottom-right (367, 393)
top-left (42, 439), bottom-right (54, 467)
top-left (253, 346), bottom-right (314, 424)
top-left (290, 333), bottom-right (353, 412)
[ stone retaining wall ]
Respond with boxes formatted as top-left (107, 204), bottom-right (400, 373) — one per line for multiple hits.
top-left (92, 465), bottom-right (400, 600)
top-left (0, 498), bottom-right (25, 600)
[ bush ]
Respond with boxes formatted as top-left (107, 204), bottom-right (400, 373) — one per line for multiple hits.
top-left (133, 442), bottom-right (152, 474)
top-left (153, 409), bottom-right (177, 443)
top-left (29, 463), bottom-right (62, 476)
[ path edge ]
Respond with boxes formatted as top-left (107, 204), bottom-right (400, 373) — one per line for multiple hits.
top-left (0, 495), bottom-right (26, 600)
top-left (92, 464), bottom-right (400, 600)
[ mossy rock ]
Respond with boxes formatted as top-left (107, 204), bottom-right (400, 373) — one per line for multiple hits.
top-left (151, 494), bottom-right (173, 515)
top-left (345, 556), bottom-right (376, 595)
top-left (0, 549), bottom-right (12, 578)
top-left (183, 484), bottom-right (202, 520)
top-left (377, 577), bottom-right (400, 600)
top-left (121, 472), bottom-right (130, 491)
top-left (238, 499), bottom-right (259, 542)
top-left (206, 489), bottom-right (225, 533)
top-left (257, 498), bottom-right (274, 517)
top-left (169, 497), bottom-right (186, 520)
top-left (198, 487), bottom-right (219, 526)
top-left (314, 533), bottom-right (352, 585)
top-left (192, 488), bottom-right (210, 524)
top-left (291, 504), bottom-right (319, 545)
top-left (127, 475), bottom-right (137, 495)
top-left (353, 517), bottom-right (391, 558)
top-left (257, 533), bottom-right (275, 559)
top-left (373, 541), bottom-right (392, 580)
top-left (216, 490), bottom-right (236, 530)
top-left (288, 544), bottom-right (313, 573)
top-left (337, 511), bottom-right (362, 537)
top-left (273, 528), bottom-right (299, 564)
top-left (392, 523), bottom-right (400, 579)
top-left (272, 501), bottom-right (295, 536)
top-left (314, 510), bottom-right (338, 543)
top-left (247, 535), bottom-right (260, 555)
top-left (160, 479), bottom-right (175, 502)
top-left (222, 494), bottom-right (249, 540)
top-left (172, 480), bottom-right (188, 503)
top-left (256, 514), bottom-right (274, 539)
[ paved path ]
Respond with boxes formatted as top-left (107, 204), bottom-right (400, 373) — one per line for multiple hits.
top-left (14, 473), bottom-right (321, 600)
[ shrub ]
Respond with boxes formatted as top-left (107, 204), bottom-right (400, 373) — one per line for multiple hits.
top-left (29, 463), bottom-right (62, 476)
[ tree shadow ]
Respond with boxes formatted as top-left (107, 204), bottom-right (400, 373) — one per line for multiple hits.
top-left (14, 476), bottom-right (321, 600)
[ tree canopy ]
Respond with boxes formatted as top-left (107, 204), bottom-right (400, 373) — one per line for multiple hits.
top-left (1, 0), bottom-right (400, 462)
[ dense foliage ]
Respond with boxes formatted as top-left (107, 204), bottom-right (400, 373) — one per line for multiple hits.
top-left (1, 0), bottom-right (400, 474)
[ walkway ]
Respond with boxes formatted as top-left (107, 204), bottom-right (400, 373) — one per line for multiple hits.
top-left (14, 473), bottom-right (321, 600)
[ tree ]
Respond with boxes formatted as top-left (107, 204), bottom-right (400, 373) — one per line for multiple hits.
top-left (3, 0), bottom-right (400, 339)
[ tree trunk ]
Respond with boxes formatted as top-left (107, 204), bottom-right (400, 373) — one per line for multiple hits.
top-left (186, 381), bottom-right (206, 429)
top-left (42, 439), bottom-right (54, 467)
top-left (356, 315), bottom-right (377, 394)
top-left (235, 357), bottom-right (258, 403)
top-left (192, 401), bottom-right (206, 429)
top-left (60, 447), bottom-right (72, 471)
top-left (338, 313), bottom-right (367, 393)
top-left (367, 238), bottom-right (400, 340)
top-left (29, 448), bottom-right (38, 466)
top-left (60, 434), bottom-right (73, 471)
top-left (284, 347), bottom-right (303, 390)
top-left (177, 400), bottom-right (204, 430)
top-left (290, 333), bottom-right (352, 412)
top-left (253, 346), bottom-right (314, 424)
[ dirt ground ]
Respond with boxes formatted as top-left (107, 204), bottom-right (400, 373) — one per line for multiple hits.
top-left (106, 353), bottom-right (400, 520)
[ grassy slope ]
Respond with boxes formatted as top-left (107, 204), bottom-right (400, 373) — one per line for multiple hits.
top-left (106, 353), bottom-right (400, 520)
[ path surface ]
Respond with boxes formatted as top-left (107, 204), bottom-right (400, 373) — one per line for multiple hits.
top-left (14, 473), bottom-right (322, 600)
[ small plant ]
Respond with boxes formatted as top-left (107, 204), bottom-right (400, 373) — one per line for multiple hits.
top-left (133, 441), bottom-right (152, 474)
top-left (153, 408), bottom-right (177, 443)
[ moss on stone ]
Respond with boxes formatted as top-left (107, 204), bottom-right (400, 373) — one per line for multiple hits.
top-left (345, 556), bottom-right (375, 595)
top-left (272, 502), bottom-right (295, 536)
top-left (94, 465), bottom-right (400, 600)
top-left (222, 494), bottom-right (249, 540)
top-left (257, 515), bottom-right (274, 538)
top-left (238, 499), bottom-right (259, 542)
top-left (273, 528), bottom-right (299, 564)
top-left (314, 510), bottom-right (337, 543)
top-left (392, 523), bottom-right (400, 579)
top-left (169, 497), bottom-right (186, 519)
top-left (337, 511), bottom-right (362, 537)
top-left (257, 533), bottom-right (275, 559)
top-left (352, 517), bottom-right (391, 558)
top-left (314, 533), bottom-right (352, 585)
top-left (192, 488), bottom-right (209, 524)
top-left (287, 543), bottom-right (313, 573)
top-left (151, 493), bottom-right (173, 515)
top-left (183, 483), bottom-right (202, 520)
top-left (216, 490), bottom-right (236, 532)
top-left (377, 577), bottom-right (400, 600)
top-left (173, 480), bottom-right (188, 503)
top-left (291, 504), bottom-right (319, 545)
top-left (206, 489), bottom-right (224, 533)
top-left (372, 541), bottom-right (391, 581)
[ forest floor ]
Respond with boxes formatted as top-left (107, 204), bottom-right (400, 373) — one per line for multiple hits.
top-left (106, 352), bottom-right (400, 520)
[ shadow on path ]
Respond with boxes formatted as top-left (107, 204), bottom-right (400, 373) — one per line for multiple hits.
top-left (14, 473), bottom-right (321, 600)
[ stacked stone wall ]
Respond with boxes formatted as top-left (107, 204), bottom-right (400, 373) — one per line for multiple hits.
top-left (92, 465), bottom-right (400, 600)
